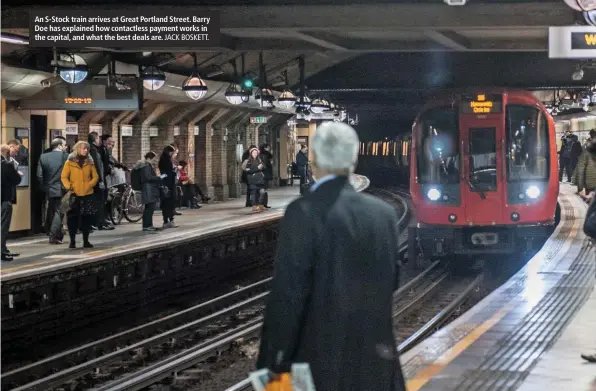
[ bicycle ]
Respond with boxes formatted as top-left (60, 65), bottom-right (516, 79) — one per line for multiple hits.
top-left (109, 184), bottom-right (144, 225)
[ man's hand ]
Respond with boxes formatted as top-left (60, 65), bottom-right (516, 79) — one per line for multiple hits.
top-left (17, 171), bottom-right (23, 176)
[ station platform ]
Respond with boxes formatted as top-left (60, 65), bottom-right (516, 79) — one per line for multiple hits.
top-left (1, 175), bottom-right (370, 282)
top-left (402, 183), bottom-right (595, 391)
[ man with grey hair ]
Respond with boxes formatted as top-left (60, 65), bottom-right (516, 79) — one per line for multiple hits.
top-left (257, 122), bottom-right (406, 391)
top-left (38, 137), bottom-right (68, 244)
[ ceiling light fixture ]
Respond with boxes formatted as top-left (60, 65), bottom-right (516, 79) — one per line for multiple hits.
top-left (57, 54), bottom-right (88, 84)
top-left (140, 65), bottom-right (166, 91)
top-left (0, 33), bottom-right (29, 45)
top-left (182, 53), bottom-right (208, 101)
top-left (310, 97), bottom-right (330, 113)
top-left (225, 83), bottom-right (249, 105)
top-left (255, 88), bottom-right (275, 108)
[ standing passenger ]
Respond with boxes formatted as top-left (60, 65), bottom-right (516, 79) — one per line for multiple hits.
top-left (61, 141), bottom-right (99, 249)
top-left (1, 143), bottom-right (23, 261)
top-left (241, 144), bottom-right (257, 207)
top-left (242, 147), bottom-right (266, 212)
top-left (260, 144), bottom-right (273, 208)
top-left (159, 145), bottom-right (178, 228)
top-left (296, 144), bottom-right (309, 186)
top-left (257, 122), bottom-right (406, 391)
top-left (88, 132), bottom-right (114, 230)
top-left (133, 151), bottom-right (163, 232)
top-left (37, 138), bottom-right (68, 244)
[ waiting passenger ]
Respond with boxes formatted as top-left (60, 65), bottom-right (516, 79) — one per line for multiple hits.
top-left (159, 145), bottom-right (178, 228)
top-left (1, 143), bottom-right (23, 262)
top-left (296, 144), bottom-right (309, 186)
top-left (133, 152), bottom-right (163, 232)
top-left (241, 144), bottom-right (257, 207)
top-left (61, 141), bottom-right (99, 249)
top-left (37, 138), bottom-right (68, 244)
top-left (88, 132), bottom-right (114, 231)
top-left (260, 144), bottom-right (273, 209)
top-left (581, 136), bottom-right (596, 364)
top-left (178, 160), bottom-right (210, 208)
top-left (573, 130), bottom-right (596, 200)
top-left (44, 135), bottom-right (66, 154)
top-left (257, 122), bottom-right (406, 391)
top-left (242, 147), bottom-right (266, 212)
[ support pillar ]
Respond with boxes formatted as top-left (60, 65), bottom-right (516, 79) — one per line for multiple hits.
top-left (77, 110), bottom-right (107, 143)
top-left (227, 112), bottom-right (252, 198)
top-left (212, 110), bottom-right (244, 201)
top-left (199, 109), bottom-right (229, 199)
top-left (188, 108), bottom-right (217, 184)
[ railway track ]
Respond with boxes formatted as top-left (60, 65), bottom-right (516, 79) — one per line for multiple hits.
top-left (4, 188), bottom-right (412, 391)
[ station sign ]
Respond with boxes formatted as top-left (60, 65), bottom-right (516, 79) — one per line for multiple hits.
top-left (89, 124), bottom-right (103, 135)
top-left (296, 111), bottom-right (342, 121)
top-left (461, 94), bottom-right (503, 114)
top-left (17, 79), bottom-right (142, 110)
top-left (549, 26), bottom-right (596, 59)
top-left (250, 116), bottom-right (268, 124)
top-left (173, 126), bottom-right (180, 136)
top-left (149, 126), bottom-right (158, 137)
top-left (120, 124), bottom-right (133, 137)
top-left (65, 123), bottom-right (78, 135)
top-left (194, 126), bottom-right (199, 136)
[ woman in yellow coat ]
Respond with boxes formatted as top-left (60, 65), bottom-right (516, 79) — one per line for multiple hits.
top-left (61, 141), bottom-right (99, 249)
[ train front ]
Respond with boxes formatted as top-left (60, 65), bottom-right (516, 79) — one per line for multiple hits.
top-left (409, 91), bottom-right (559, 260)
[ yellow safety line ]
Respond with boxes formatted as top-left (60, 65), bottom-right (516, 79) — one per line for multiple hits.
top-left (406, 304), bottom-right (512, 391)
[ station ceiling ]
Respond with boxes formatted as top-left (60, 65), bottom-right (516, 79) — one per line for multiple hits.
top-left (1, 1), bottom-right (593, 130)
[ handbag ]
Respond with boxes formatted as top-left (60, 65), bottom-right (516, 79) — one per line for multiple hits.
top-left (60, 191), bottom-right (75, 214)
top-left (249, 171), bottom-right (265, 186)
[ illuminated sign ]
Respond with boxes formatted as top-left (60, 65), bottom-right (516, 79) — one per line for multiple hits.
top-left (461, 94), bottom-right (503, 114)
top-left (571, 32), bottom-right (596, 49)
top-left (64, 97), bottom-right (92, 104)
top-left (549, 26), bottom-right (596, 58)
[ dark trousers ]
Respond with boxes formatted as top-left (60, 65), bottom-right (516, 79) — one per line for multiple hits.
top-left (94, 187), bottom-right (107, 226)
top-left (245, 184), bottom-right (252, 206)
top-left (45, 196), bottom-right (64, 241)
top-left (1, 201), bottom-right (13, 254)
top-left (250, 187), bottom-right (266, 206)
top-left (182, 184), bottom-right (205, 205)
top-left (143, 202), bottom-right (155, 228)
top-left (559, 157), bottom-right (572, 181)
top-left (66, 211), bottom-right (90, 244)
top-left (263, 180), bottom-right (270, 206)
top-left (161, 197), bottom-right (176, 223)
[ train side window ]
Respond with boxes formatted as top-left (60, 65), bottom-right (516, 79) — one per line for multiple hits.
top-left (506, 105), bottom-right (550, 182)
top-left (417, 107), bottom-right (460, 184)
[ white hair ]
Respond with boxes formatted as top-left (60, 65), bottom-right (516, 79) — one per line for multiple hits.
top-left (312, 121), bottom-right (360, 173)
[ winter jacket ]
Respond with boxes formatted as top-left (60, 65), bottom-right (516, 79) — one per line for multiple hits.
top-left (133, 160), bottom-right (161, 205)
top-left (61, 154), bottom-right (99, 197)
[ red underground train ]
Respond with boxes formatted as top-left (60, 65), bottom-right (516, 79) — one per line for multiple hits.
top-left (408, 89), bottom-right (559, 261)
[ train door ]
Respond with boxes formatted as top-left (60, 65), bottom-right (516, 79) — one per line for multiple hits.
top-left (30, 115), bottom-right (47, 233)
top-left (461, 118), bottom-right (504, 225)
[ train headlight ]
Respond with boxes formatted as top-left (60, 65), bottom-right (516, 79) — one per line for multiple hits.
top-left (427, 188), bottom-right (441, 201)
top-left (525, 186), bottom-right (541, 199)
top-left (511, 212), bottom-right (520, 221)
top-left (448, 214), bottom-right (457, 223)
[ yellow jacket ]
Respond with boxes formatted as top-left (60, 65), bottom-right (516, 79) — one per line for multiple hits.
top-left (61, 155), bottom-right (99, 196)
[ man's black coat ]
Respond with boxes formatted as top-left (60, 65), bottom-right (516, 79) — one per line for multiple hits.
top-left (257, 176), bottom-right (406, 391)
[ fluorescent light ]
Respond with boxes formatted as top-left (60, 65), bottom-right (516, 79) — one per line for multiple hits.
top-left (1, 33), bottom-right (29, 45)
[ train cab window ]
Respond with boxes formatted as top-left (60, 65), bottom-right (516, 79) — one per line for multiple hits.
top-left (469, 127), bottom-right (497, 191)
top-left (506, 105), bottom-right (549, 182)
top-left (417, 107), bottom-right (460, 184)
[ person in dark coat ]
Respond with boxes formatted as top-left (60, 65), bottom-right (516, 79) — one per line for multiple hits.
top-left (559, 134), bottom-right (571, 182)
top-left (88, 132), bottom-right (114, 230)
top-left (1, 143), bottom-right (23, 261)
top-left (241, 144), bottom-right (257, 207)
top-left (295, 144), bottom-right (309, 186)
top-left (133, 151), bottom-right (163, 232)
top-left (257, 122), bottom-right (406, 391)
top-left (158, 145), bottom-right (178, 228)
top-left (260, 143), bottom-right (273, 208)
top-left (568, 134), bottom-right (583, 176)
top-left (242, 147), bottom-right (266, 212)
top-left (44, 135), bottom-right (66, 153)
top-left (37, 137), bottom-right (68, 244)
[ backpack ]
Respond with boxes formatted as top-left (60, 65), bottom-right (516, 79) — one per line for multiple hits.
top-left (131, 166), bottom-right (142, 191)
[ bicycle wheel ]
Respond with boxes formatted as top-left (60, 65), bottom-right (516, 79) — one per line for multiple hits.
top-left (109, 193), bottom-right (124, 225)
top-left (123, 189), bottom-right (144, 223)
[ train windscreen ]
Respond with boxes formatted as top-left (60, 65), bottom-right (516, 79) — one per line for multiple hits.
top-left (505, 105), bottom-right (550, 182)
top-left (417, 107), bottom-right (460, 184)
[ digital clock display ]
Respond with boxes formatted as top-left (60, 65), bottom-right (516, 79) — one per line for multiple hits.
top-left (64, 97), bottom-right (93, 104)
top-left (461, 94), bottom-right (502, 114)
